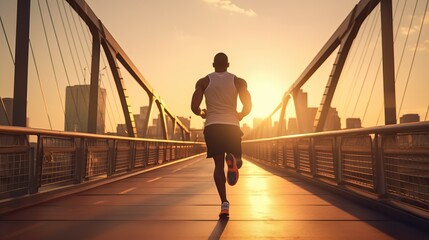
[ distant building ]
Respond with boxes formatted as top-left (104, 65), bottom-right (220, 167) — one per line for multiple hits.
top-left (303, 107), bottom-right (317, 133)
top-left (175, 116), bottom-right (191, 140)
top-left (0, 97), bottom-right (13, 125)
top-left (134, 106), bottom-right (147, 137)
top-left (116, 124), bottom-right (128, 136)
top-left (400, 114), bottom-right (420, 123)
top-left (64, 85), bottom-right (106, 134)
top-left (346, 118), bottom-right (362, 129)
top-left (190, 128), bottom-right (204, 142)
top-left (323, 108), bottom-right (341, 131)
top-left (292, 90), bottom-right (340, 133)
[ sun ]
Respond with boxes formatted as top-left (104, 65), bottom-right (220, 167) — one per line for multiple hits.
top-left (240, 77), bottom-right (284, 128)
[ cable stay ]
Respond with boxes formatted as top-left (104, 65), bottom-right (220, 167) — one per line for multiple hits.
top-left (362, 0), bottom-right (404, 123)
top-left (342, 8), bottom-right (380, 118)
top-left (334, 1), bottom-right (374, 111)
top-left (64, 0), bottom-right (113, 133)
top-left (29, 40), bottom-right (53, 129)
top-left (351, 27), bottom-right (381, 117)
top-left (45, 0), bottom-right (87, 131)
top-left (0, 16), bottom-right (15, 64)
top-left (397, 0), bottom-right (429, 117)
top-left (36, 0), bottom-right (68, 128)
top-left (56, 0), bottom-right (89, 110)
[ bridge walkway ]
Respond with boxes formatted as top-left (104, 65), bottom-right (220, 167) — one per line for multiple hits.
top-left (1, 155), bottom-right (427, 239)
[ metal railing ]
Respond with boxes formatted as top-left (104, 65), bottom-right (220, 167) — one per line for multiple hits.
top-left (243, 121), bottom-right (429, 217)
top-left (0, 126), bottom-right (205, 200)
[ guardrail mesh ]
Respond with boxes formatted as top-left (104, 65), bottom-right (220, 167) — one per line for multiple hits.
top-left (0, 135), bottom-right (31, 198)
top-left (341, 136), bottom-right (375, 192)
top-left (384, 134), bottom-right (429, 209)
top-left (243, 123), bottom-right (429, 214)
top-left (40, 136), bottom-right (76, 186)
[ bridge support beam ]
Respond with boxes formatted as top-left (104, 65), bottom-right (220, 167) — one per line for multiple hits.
top-left (380, 0), bottom-right (397, 125)
top-left (101, 41), bottom-right (137, 137)
top-left (12, 0), bottom-right (31, 127)
top-left (88, 31), bottom-right (101, 134)
top-left (314, 23), bottom-right (360, 132)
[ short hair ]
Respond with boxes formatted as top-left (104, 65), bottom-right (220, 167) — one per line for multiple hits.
top-left (213, 52), bottom-right (229, 68)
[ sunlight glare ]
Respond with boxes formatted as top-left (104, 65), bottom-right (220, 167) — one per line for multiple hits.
top-left (247, 78), bottom-right (283, 118)
top-left (246, 176), bottom-right (271, 219)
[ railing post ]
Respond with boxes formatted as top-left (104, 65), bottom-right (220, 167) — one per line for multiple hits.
top-left (74, 137), bottom-right (84, 184)
top-left (374, 134), bottom-right (387, 196)
top-left (293, 140), bottom-right (299, 172)
top-left (310, 137), bottom-right (316, 177)
top-left (336, 136), bottom-right (343, 185)
top-left (31, 135), bottom-right (43, 194)
top-left (129, 141), bottom-right (136, 170)
top-left (29, 144), bottom-right (38, 194)
top-left (108, 139), bottom-right (115, 176)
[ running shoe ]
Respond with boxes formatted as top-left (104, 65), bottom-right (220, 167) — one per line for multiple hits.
top-left (226, 153), bottom-right (239, 186)
top-left (219, 202), bottom-right (229, 218)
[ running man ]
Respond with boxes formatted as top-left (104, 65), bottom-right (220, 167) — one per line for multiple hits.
top-left (191, 52), bottom-right (252, 218)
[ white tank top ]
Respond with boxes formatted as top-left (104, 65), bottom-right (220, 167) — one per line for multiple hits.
top-left (204, 71), bottom-right (239, 127)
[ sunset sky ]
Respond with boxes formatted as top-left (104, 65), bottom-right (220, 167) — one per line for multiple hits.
top-left (2, 0), bottom-right (428, 132)
top-left (83, 0), bottom-right (360, 128)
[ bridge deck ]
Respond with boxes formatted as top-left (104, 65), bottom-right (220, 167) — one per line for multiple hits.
top-left (1, 156), bottom-right (427, 239)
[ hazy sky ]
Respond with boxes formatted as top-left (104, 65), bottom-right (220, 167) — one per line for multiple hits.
top-left (83, 0), bottom-right (360, 128)
top-left (4, 0), bottom-right (426, 132)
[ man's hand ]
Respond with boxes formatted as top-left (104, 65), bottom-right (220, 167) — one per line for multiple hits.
top-left (237, 112), bottom-right (244, 121)
top-left (200, 109), bottom-right (207, 119)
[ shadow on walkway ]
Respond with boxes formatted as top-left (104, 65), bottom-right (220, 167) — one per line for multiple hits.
top-left (208, 217), bottom-right (229, 240)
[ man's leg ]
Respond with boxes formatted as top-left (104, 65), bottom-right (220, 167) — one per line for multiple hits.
top-left (213, 154), bottom-right (227, 203)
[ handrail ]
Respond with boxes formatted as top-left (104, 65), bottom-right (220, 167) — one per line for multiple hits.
top-left (244, 121), bottom-right (429, 143)
top-left (0, 125), bottom-right (202, 144)
top-left (243, 121), bottom-right (429, 221)
top-left (0, 126), bottom-right (205, 203)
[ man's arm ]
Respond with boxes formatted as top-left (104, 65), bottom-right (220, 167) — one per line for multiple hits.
top-left (191, 76), bottom-right (209, 118)
top-left (235, 77), bottom-right (252, 120)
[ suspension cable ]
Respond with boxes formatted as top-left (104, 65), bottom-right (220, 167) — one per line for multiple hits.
top-left (57, 0), bottom-right (85, 87)
top-left (343, 7), bottom-right (380, 117)
top-left (362, 0), bottom-right (403, 123)
top-left (335, 1), bottom-right (374, 109)
top-left (61, 0), bottom-right (87, 80)
top-left (337, 15), bottom-right (368, 113)
top-left (374, 0), bottom-right (407, 125)
top-left (0, 16), bottom-right (14, 63)
top-left (67, 2), bottom-right (90, 70)
top-left (398, 0), bottom-right (429, 117)
top-left (45, 0), bottom-right (83, 130)
top-left (351, 27), bottom-right (381, 117)
top-left (56, 0), bottom-right (89, 114)
top-left (29, 40), bottom-right (53, 129)
top-left (36, 0), bottom-right (68, 127)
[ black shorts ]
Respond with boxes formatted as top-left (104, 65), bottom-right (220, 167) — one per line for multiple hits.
top-left (203, 124), bottom-right (243, 158)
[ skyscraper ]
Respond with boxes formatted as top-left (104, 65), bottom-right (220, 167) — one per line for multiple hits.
top-left (64, 85), bottom-right (106, 134)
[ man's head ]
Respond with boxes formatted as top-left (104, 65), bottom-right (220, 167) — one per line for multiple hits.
top-left (213, 52), bottom-right (229, 71)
